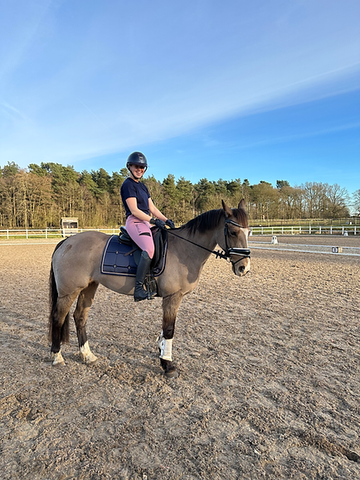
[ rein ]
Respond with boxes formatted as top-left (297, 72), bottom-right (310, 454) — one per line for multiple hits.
top-left (167, 219), bottom-right (251, 266)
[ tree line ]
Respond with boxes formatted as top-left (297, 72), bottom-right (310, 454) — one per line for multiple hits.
top-left (0, 161), bottom-right (358, 228)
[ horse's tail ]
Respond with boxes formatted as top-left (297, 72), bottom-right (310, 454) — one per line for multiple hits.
top-left (48, 239), bottom-right (70, 344)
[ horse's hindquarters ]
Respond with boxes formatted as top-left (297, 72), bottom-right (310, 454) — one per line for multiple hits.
top-left (52, 232), bottom-right (109, 296)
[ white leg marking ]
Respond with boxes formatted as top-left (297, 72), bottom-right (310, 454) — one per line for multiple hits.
top-left (158, 331), bottom-right (173, 361)
top-left (80, 341), bottom-right (98, 364)
top-left (51, 351), bottom-right (65, 366)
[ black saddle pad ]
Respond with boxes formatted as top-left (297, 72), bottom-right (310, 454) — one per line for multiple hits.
top-left (100, 233), bottom-right (167, 277)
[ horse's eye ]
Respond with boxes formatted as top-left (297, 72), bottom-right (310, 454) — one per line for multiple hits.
top-left (229, 230), bottom-right (236, 237)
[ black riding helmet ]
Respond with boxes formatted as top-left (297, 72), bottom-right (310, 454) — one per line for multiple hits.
top-left (126, 152), bottom-right (148, 172)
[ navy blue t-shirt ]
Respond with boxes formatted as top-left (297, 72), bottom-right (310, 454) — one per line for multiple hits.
top-left (121, 177), bottom-right (151, 217)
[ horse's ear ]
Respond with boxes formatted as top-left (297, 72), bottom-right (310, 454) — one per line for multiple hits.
top-left (238, 199), bottom-right (246, 211)
top-left (222, 200), bottom-right (233, 218)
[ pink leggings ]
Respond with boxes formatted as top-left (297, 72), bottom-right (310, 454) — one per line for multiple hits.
top-left (125, 215), bottom-right (154, 259)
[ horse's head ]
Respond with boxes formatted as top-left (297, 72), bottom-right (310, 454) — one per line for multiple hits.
top-left (220, 199), bottom-right (251, 276)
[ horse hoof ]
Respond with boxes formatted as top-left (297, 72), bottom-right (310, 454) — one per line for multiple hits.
top-left (51, 352), bottom-right (65, 366)
top-left (53, 361), bottom-right (65, 367)
top-left (80, 342), bottom-right (97, 364)
top-left (85, 356), bottom-right (98, 365)
top-left (81, 353), bottom-right (98, 364)
top-left (165, 366), bottom-right (179, 379)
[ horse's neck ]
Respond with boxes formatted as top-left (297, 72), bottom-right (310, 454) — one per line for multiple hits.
top-left (175, 227), bottom-right (218, 261)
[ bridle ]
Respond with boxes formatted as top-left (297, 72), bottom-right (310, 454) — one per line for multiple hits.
top-left (223, 219), bottom-right (251, 266)
top-left (167, 218), bottom-right (251, 267)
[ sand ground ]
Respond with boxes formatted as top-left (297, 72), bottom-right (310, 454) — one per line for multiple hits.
top-left (0, 235), bottom-right (359, 479)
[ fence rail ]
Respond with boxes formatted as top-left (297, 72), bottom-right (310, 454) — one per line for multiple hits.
top-left (250, 225), bottom-right (357, 236)
top-left (249, 241), bottom-right (360, 257)
top-left (0, 228), bottom-right (120, 240)
top-left (0, 224), bottom-right (358, 240)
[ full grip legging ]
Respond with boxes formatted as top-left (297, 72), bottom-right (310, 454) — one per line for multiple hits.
top-left (125, 215), bottom-right (155, 259)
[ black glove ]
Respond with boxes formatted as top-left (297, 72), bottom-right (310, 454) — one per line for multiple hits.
top-left (165, 219), bottom-right (175, 229)
top-left (153, 218), bottom-right (166, 230)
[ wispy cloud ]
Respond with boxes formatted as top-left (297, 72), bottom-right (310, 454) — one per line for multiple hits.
top-left (1, 102), bottom-right (27, 120)
top-left (0, 0), bottom-right (53, 86)
top-left (234, 121), bottom-right (360, 151)
top-left (76, 98), bottom-right (109, 129)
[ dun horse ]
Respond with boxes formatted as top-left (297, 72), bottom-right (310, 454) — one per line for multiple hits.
top-left (49, 200), bottom-right (250, 377)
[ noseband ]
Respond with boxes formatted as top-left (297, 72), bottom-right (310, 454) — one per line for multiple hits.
top-left (167, 218), bottom-right (251, 267)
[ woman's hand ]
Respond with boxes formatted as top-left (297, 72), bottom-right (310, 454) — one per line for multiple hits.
top-left (150, 218), bottom-right (166, 229)
top-left (165, 219), bottom-right (175, 229)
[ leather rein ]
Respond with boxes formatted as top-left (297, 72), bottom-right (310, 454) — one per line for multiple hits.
top-left (167, 219), bottom-right (251, 267)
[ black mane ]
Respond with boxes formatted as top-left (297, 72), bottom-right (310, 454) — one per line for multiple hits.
top-left (181, 206), bottom-right (248, 235)
top-left (183, 209), bottom-right (224, 235)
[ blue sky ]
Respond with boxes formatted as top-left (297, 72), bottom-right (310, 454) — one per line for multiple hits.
top-left (1, 0), bottom-right (359, 195)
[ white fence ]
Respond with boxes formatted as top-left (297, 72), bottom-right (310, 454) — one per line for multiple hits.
top-left (0, 224), bottom-right (358, 240)
top-left (0, 227), bottom-right (120, 240)
top-left (250, 225), bottom-right (357, 236)
top-left (249, 241), bottom-right (360, 257)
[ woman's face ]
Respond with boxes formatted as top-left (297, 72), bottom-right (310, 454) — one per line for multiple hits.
top-left (129, 164), bottom-right (145, 180)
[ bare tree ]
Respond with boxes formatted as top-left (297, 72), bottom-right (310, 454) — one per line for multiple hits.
top-left (352, 189), bottom-right (360, 216)
top-left (323, 184), bottom-right (350, 218)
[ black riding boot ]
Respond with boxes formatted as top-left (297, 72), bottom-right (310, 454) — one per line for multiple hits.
top-left (134, 251), bottom-right (155, 302)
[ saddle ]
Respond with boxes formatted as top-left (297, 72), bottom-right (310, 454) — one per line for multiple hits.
top-left (100, 226), bottom-right (168, 278)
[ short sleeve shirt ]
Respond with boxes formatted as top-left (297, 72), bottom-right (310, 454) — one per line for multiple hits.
top-left (121, 177), bottom-right (151, 217)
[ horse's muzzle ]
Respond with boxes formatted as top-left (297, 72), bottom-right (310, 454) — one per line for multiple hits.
top-left (232, 257), bottom-right (251, 276)
top-left (228, 247), bottom-right (251, 277)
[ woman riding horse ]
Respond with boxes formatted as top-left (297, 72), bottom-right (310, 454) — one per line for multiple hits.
top-left (49, 200), bottom-right (250, 377)
top-left (120, 152), bottom-right (175, 301)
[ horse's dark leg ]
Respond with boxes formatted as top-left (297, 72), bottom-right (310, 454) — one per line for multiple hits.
top-left (159, 291), bottom-right (184, 378)
top-left (50, 293), bottom-right (79, 366)
top-left (73, 282), bottom-right (99, 364)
